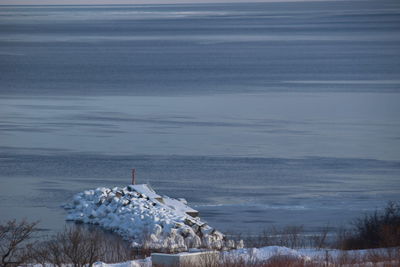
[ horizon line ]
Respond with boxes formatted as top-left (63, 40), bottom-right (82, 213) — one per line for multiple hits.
top-left (0, 0), bottom-right (351, 6)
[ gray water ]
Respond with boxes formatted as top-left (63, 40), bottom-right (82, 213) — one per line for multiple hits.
top-left (1, 0), bottom-right (400, 235)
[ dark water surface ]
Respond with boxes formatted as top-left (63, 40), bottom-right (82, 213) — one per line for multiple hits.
top-left (1, 0), bottom-right (400, 234)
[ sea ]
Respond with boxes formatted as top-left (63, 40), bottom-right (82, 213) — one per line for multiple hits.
top-left (1, 0), bottom-right (400, 235)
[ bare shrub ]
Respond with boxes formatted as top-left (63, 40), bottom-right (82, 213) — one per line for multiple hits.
top-left (364, 248), bottom-right (400, 266)
top-left (177, 252), bottom-right (220, 267)
top-left (99, 233), bottom-right (135, 263)
top-left (0, 219), bottom-right (38, 267)
top-left (185, 253), bottom-right (322, 267)
top-left (29, 226), bottom-right (135, 266)
top-left (239, 226), bottom-right (308, 249)
top-left (220, 257), bottom-right (260, 267)
top-left (53, 226), bottom-right (102, 267)
top-left (339, 201), bottom-right (400, 250)
top-left (283, 226), bottom-right (305, 248)
top-left (265, 255), bottom-right (312, 267)
top-left (238, 202), bottom-right (400, 251)
top-left (330, 248), bottom-right (400, 267)
top-left (155, 250), bottom-right (400, 267)
top-left (28, 238), bottom-right (65, 267)
top-left (307, 226), bottom-right (331, 249)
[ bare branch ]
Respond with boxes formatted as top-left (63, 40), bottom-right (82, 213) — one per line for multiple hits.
top-left (0, 219), bottom-right (38, 267)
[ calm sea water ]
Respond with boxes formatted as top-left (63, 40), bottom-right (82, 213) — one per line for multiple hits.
top-left (1, 0), bottom-right (400, 234)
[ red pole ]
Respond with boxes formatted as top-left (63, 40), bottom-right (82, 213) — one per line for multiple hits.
top-left (131, 168), bottom-right (136, 185)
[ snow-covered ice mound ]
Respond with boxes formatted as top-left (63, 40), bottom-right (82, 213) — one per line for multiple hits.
top-left (64, 184), bottom-right (242, 251)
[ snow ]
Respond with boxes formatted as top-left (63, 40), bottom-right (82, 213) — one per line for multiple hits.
top-left (93, 259), bottom-right (149, 267)
top-left (161, 196), bottom-right (199, 217)
top-left (222, 245), bottom-right (311, 262)
top-left (93, 247), bottom-right (305, 267)
top-left (64, 184), bottom-right (240, 251)
top-left (128, 184), bottom-right (162, 201)
top-left (90, 246), bottom-right (398, 266)
top-left (93, 258), bottom-right (151, 267)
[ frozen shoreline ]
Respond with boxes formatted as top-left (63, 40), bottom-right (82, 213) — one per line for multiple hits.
top-left (64, 184), bottom-right (242, 251)
top-left (63, 185), bottom-right (399, 266)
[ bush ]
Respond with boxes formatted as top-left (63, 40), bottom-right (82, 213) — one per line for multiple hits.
top-left (236, 225), bottom-right (331, 249)
top-left (340, 201), bottom-right (400, 249)
top-left (0, 219), bottom-right (38, 267)
top-left (29, 226), bottom-right (135, 266)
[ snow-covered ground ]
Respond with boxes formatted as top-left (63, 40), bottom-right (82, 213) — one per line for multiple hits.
top-left (64, 184), bottom-right (242, 251)
top-left (25, 246), bottom-right (398, 267)
top-left (91, 246), bottom-right (398, 267)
